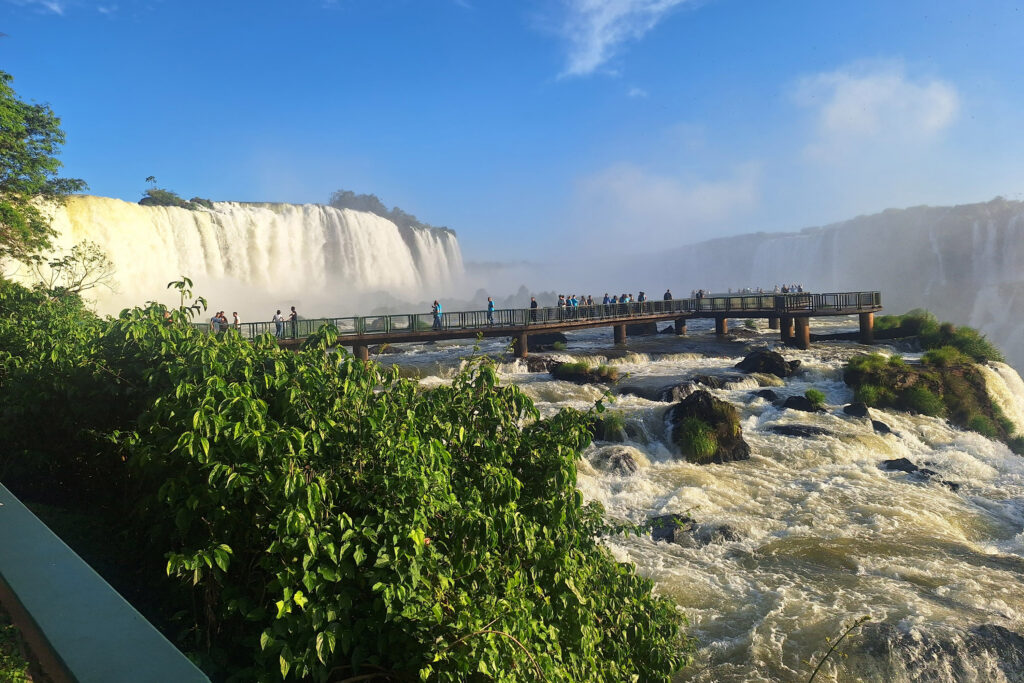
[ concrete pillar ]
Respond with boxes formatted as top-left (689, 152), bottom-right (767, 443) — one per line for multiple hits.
top-left (859, 312), bottom-right (874, 345)
top-left (768, 316), bottom-right (779, 330)
top-left (780, 315), bottom-right (794, 342)
top-left (613, 324), bottom-right (627, 345)
top-left (794, 317), bottom-right (810, 350)
top-left (352, 344), bottom-right (369, 362)
top-left (514, 332), bottom-right (528, 358)
top-left (674, 317), bottom-right (687, 336)
top-left (715, 317), bottom-right (729, 336)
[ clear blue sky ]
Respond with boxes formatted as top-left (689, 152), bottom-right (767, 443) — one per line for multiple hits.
top-left (3, 0), bottom-right (1023, 261)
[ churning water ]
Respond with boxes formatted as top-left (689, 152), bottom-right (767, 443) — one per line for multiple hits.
top-left (391, 318), bottom-right (1024, 681)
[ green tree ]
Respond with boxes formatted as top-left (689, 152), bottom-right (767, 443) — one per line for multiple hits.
top-left (0, 70), bottom-right (86, 261)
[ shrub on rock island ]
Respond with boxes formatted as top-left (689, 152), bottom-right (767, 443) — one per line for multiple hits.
top-left (0, 279), bottom-right (694, 682)
top-left (804, 388), bottom-right (826, 411)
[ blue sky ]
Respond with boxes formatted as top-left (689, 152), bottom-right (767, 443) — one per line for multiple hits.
top-left (3, 0), bottom-right (1023, 261)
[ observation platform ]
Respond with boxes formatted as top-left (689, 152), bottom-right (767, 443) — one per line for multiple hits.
top-left (204, 291), bottom-right (882, 359)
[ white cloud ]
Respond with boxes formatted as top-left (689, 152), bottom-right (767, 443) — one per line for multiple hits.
top-left (574, 161), bottom-right (760, 247)
top-left (557, 0), bottom-right (694, 77)
top-left (795, 61), bottom-right (959, 162)
top-left (6, 0), bottom-right (64, 13)
top-left (627, 86), bottom-right (648, 98)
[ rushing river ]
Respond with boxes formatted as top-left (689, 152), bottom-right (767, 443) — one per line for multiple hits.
top-left (380, 317), bottom-right (1024, 682)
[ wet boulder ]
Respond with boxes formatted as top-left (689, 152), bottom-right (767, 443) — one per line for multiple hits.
top-left (692, 374), bottom-right (746, 390)
top-left (766, 424), bottom-right (833, 438)
top-left (735, 350), bottom-right (800, 378)
top-left (590, 445), bottom-right (640, 476)
top-left (648, 514), bottom-right (740, 547)
top-left (781, 395), bottom-right (823, 412)
top-left (648, 514), bottom-right (695, 544)
top-left (660, 381), bottom-right (699, 403)
top-left (843, 402), bottom-right (870, 417)
top-left (665, 390), bottom-right (751, 464)
top-left (752, 389), bottom-right (780, 402)
top-left (872, 419), bottom-right (893, 435)
top-left (659, 325), bottom-right (677, 334)
top-left (880, 457), bottom-right (918, 473)
top-left (880, 458), bottom-right (960, 491)
top-left (525, 356), bottom-right (557, 373)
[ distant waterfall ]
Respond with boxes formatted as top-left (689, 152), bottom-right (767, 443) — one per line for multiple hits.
top-left (41, 196), bottom-right (464, 318)
top-left (651, 198), bottom-right (1024, 370)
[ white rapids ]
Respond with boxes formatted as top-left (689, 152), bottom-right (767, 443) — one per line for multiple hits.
top-left (388, 318), bottom-right (1024, 682)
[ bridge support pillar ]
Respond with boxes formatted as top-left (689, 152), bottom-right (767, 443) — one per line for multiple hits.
top-left (794, 317), bottom-right (810, 350)
top-left (715, 317), bottom-right (729, 336)
top-left (352, 344), bottom-right (369, 362)
top-left (674, 317), bottom-right (687, 335)
top-left (613, 324), bottom-right (627, 345)
top-left (768, 316), bottom-right (779, 330)
top-left (859, 312), bottom-right (874, 345)
top-left (780, 315), bottom-right (794, 342)
top-left (514, 332), bottom-right (528, 358)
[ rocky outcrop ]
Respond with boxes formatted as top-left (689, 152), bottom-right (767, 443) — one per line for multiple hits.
top-left (766, 424), bottom-right (833, 438)
top-left (880, 458), bottom-right (959, 491)
top-left (528, 332), bottom-right (568, 350)
top-left (735, 350), bottom-right (800, 378)
top-left (665, 390), bottom-right (750, 464)
top-left (843, 402), bottom-right (870, 417)
top-left (648, 513), bottom-right (741, 547)
top-left (781, 395), bottom-right (823, 412)
top-left (590, 445), bottom-right (640, 476)
top-left (872, 419), bottom-right (893, 435)
top-left (753, 389), bottom-right (780, 402)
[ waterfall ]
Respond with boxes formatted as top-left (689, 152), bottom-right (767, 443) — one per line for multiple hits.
top-left (37, 196), bottom-right (464, 319)
top-left (651, 197), bottom-right (1024, 370)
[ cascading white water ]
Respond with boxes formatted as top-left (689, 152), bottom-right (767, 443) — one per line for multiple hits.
top-left (375, 321), bottom-right (1024, 681)
top-left (35, 196), bottom-right (464, 318)
top-left (649, 198), bottom-right (1024, 371)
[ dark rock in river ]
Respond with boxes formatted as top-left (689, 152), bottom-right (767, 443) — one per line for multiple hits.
top-left (752, 389), bottom-right (780, 402)
top-left (660, 381), bottom-right (698, 403)
top-left (368, 343), bottom-right (403, 355)
top-left (843, 402), bottom-right (870, 417)
top-left (665, 390), bottom-right (751, 464)
top-left (871, 419), bottom-right (892, 435)
top-left (781, 395), bottom-right (823, 412)
top-left (692, 374), bottom-right (746, 390)
top-left (767, 424), bottom-right (833, 438)
top-left (881, 457), bottom-right (918, 473)
top-left (525, 356), bottom-right (557, 373)
top-left (590, 445), bottom-right (639, 476)
top-left (735, 349), bottom-right (800, 378)
top-left (660, 325), bottom-right (677, 334)
top-left (626, 322), bottom-right (659, 336)
top-left (528, 332), bottom-right (569, 350)
top-left (648, 514), bottom-right (740, 546)
top-left (648, 514), bottom-right (695, 544)
top-left (880, 458), bottom-right (960, 491)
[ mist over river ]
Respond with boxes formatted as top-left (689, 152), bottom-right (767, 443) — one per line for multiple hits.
top-left (380, 318), bottom-right (1024, 681)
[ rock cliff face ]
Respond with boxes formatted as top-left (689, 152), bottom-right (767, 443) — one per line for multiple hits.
top-left (653, 198), bottom-right (1024, 369)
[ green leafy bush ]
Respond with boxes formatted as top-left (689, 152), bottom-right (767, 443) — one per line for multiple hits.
top-left (592, 412), bottom-right (627, 442)
top-left (804, 389), bottom-right (826, 411)
top-left (139, 187), bottom-right (194, 209)
top-left (0, 279), bottom-right (692, 681)
top-left (676, 417), bottom-right (718, 464)
top-left (552, 362), bottom-right (619, 383)
top-left (551, 341), bottom-right (567, 351)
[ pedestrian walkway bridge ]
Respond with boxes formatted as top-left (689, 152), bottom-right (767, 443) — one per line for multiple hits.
top-left (200, 291), bottom-right (882, 359)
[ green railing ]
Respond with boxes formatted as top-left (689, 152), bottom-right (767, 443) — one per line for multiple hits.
top-left (195, 291), bottom-right (882, 340)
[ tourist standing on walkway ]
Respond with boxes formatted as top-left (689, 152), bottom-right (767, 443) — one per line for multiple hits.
top-left (530, 296), bottom-right (538, 322)
top-left (233, 311), bottom-right (241, 331)
top-left (432, 300), bottom-right (442, 330)
top-left (273, 309), bottom-right (283, 338)
top-left (664, 289), bottom-right (672, 301)
top-left (487, 297), bottom-right (495, 325)
top-left (288, 306), bottom-right (298, 339)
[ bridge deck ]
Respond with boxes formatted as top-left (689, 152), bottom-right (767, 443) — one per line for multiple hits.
top-left (200, 291), bottom-right (882, 351)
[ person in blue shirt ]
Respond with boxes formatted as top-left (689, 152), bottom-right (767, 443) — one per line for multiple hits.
top-left (432, 300), bottom-right (442, 330)
top-left (487, 297), bottom-right (495, 325)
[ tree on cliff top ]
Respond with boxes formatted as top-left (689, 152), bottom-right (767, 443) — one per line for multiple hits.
top-left (329, 188), bottom-right (455, 236)
top-left (0, 70), bottom-right (86, 261)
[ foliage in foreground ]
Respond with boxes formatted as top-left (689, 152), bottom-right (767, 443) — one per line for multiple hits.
top-left (0, 608), bottom-right (30, 683)
top-left (0, 278), bottom-right (693, 681)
